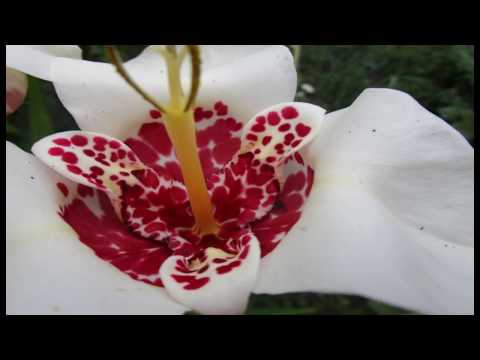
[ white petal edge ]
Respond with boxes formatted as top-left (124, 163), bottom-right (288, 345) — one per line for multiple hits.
top-left (255, 89), bottom-right (474, 315)
top-left (6, 142), bottom-right (188, 315)
top-left (48, 45), bottom-right (296, 139)
top-left (6, 45), bottom-right (82, 81)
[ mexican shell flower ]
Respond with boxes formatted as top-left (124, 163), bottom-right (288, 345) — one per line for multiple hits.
top-left (5, 45), bottom-right (474, 315)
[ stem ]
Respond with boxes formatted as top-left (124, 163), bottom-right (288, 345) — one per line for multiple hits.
top-left (163, 111), bottom-right (219, 236)
top-left (164, 48), bottom-right (219, 236)
top-left (106, 45), bottom-right (219, 236)
top-left (184, 45), bottom-right (201, 111)
top-left (165, 52), bottom-right (185, 109)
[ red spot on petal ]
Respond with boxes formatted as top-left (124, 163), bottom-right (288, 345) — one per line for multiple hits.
top-left (294, 152), bottom-right (305, 165)
top-left (306, 166), bottom-right (314, 196)
top-left (171, 274), bottom-right (209, 290)
top-left (194, 107), bottom-right (204, 122)
top-left (291, 140), bottom-right (302, 148)
top-left (93, 136), bottom-right (107, 145)
top-left (62, 152), bottom-right (78, 164)
top-left (90, 166), bottom-right (104, 175)
top-left (278, 124), bottom-right (291, 132)
top-left (77, 184), bottom-right (94, 198)
top-left (256, 116), bottom-right (266, 125)
top-left (56, 182), bottom-right (69, 197)
top-left (117, 149), bottom-right (126, 159)
top-left (233, 122), bottom-right (243, 131)
top-left (246, 134), bottom-right (258, 141)
top-left (214, 101), bottom-right (228, 116)
top-left (216, 260), bottom-right (241, 275)
top-left (150, 110), bottom-right (162, 119)
top-left (262, 136), bottom-right (272, 146)
top-left (53, 138), bottom-right (71, 147)
top-left (267, 112), bottom-right (281, 125)
top-left (283, 133), bottom-right (295, 145)
top-left (71, 135), bottom-right (88, 147)
top-left (67, 165), bottom-right (82, 175)
top-left (251, 124), bottom-right (266, 133)
top-left (109, 140), bottom-right (121, 149)
top-left (48, 147), bottom-right (64, 156)
top-left (83, 149), bottom-right (95, 157)
top-left (295, 123), bottom-right (311, 137)
top-left (281, 106), bottom-right (299, 119)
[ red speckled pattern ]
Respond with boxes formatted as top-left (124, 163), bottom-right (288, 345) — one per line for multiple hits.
top-left (56, 101), bottom-right (314, 290)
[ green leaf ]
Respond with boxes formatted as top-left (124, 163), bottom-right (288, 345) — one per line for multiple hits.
top-left (246, 307), bottom-right (320, 315)
top-left (28, 77), bottom-right (53, 145)
top-left (6, 120), bottom-right (20, 135)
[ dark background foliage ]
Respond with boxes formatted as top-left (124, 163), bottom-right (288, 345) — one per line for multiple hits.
top-left (6, 45), bottom-right (474, 315)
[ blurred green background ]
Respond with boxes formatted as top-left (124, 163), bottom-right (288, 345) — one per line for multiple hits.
top-left (6, 45), bottom-right (474, 315)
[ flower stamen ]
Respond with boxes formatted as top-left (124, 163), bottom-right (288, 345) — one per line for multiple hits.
top-left (106, 45), bottom-right (219, 236)
top-left (105, 46), bottom-right (168, 114)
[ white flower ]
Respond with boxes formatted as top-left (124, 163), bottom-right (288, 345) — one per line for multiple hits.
top-left (5, 45), bottom-right (474, 315)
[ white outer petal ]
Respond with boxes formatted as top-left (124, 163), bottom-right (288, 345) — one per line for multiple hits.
top-left (305, 88), bottom-right (474, 247)
top-left (255, 89), bottom-right (474, 315)
top-left (6, 142), bottom-right (188, 315)
top-left (6, 45), bottom-right (82, 81)
top-left (49, 45), bottom-right (295, 139)
top-left (256, 185), bottom-right (473, 314)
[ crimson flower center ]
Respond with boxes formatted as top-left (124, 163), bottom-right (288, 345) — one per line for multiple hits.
top-left (54, 100), bottom-right (314, 288)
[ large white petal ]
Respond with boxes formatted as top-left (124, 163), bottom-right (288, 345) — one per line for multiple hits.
top-left (255, 89), bottom-right (474, 315)
top-left (305, 89), bottom-right (474, 247)
top-left (6, 45), bottom-right (82, 81)
top-left (49, 45), bottom-right (296, 139)
top-left (6, 142), bottom-right (188, 315)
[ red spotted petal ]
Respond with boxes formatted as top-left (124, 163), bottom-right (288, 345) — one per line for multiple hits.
top-left (60, 189), bottom-right (172, 287)
top-left (160, 231), bottom-right (260, 315)
top-left (33, 131), bottom-right (189, 241)
top-left (33, 131), bottom-right (147, 194)
top-left (252, 153), bottom-right (314, 256)
top-left (241, 102), bottom-right (325, 167)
